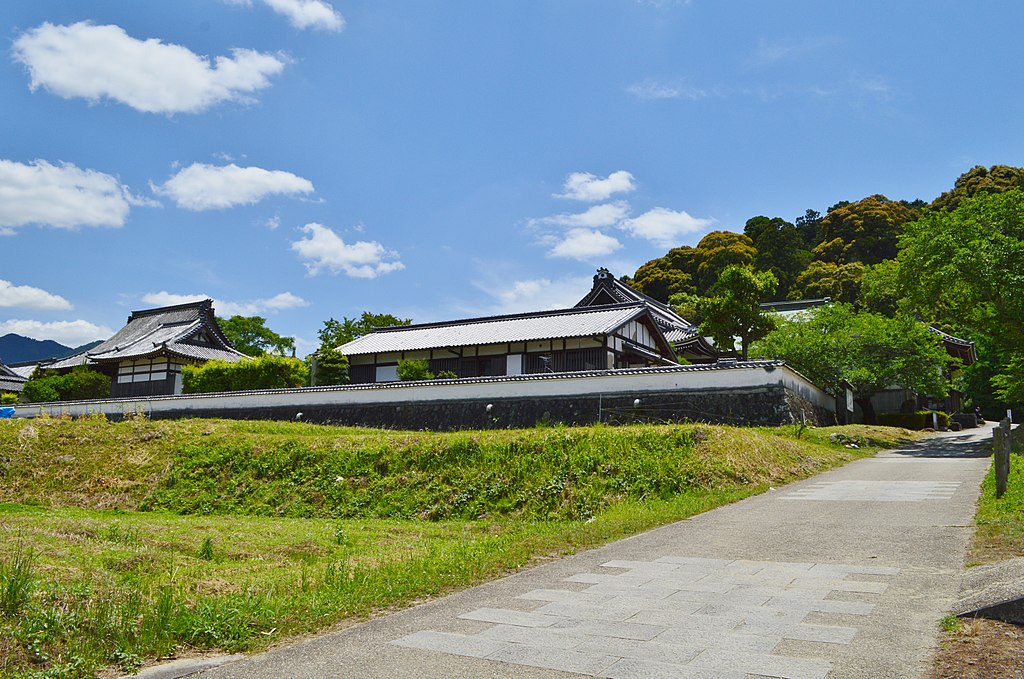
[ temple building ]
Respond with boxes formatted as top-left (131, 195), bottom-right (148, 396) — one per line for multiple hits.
top-left (339, 269), bottom-right (720, 384)
top-left (45, 300), bottom-right (247, 397)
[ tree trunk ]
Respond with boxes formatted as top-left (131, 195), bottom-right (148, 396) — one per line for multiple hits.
top-left (856, 396), bottom-right (877, 425)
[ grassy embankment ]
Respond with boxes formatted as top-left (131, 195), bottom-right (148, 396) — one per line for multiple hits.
top-left (969, 450), bottom-right (1024, 564)
top-left (0, 416), bottom-right (919, 679)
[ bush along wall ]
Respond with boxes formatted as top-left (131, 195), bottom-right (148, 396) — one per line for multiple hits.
top-left (877, 410), bottom-right (950, 430)
top-left (183, 356), bottom-right (310, 394)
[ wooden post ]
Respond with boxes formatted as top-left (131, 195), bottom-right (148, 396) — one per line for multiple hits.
top-left (995, 417), bottom-right (1011, 498)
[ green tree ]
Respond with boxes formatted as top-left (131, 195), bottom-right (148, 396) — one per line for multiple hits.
top-left (794, 208), bottom-right (823, 250)
top-left (813, 195), bottom-right (919, 265)
top-left (744, 216), bottom-right (811, 300)
top-left (753, 304), bottom-right (951, 423)
top-left (396, 359), bottom-right (433, 381)
top-left (631, 257), bottom-right (693, 302)
top-left (857, 259), bottom-right (904, 316)
top-left (693, 231), bottom-right (757, 290)
top-left (931, 165), bottom-right (1024, 212)
top-left (219, 316), bottom-right (295, 357)
top-left (312, 312), bottom-right (410, 386)
top-left (312, 347), bottom-right (349, 386)
top-left (698, 265), bottom-right (777, 360)
top-left (788, 261), bottom-right (865, 303)
top-left (898, 188), bottom-right (1024, 404)
top-left (319, 312), bottom-right (412, 349)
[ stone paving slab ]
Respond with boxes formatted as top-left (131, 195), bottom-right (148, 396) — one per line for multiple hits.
top-left (392, 556), bottom-right (893, 678)
top-left (780, 480), bottom-right (960, 502)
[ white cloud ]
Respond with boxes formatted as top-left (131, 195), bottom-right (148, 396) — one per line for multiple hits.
top-left (226, 0), bottom-right (344, 31)
top-left (620, 207), bottom-right (715, 248)
top-left (0, 319), bottom-right (113, 346)
top-left (555, 171), bottom-right (636, 202)
top-left (153, 163), bottom-right (314, 210)
top-left (532, 201), bottom-right (631, 229)
top-left (626, 78), bottom-right (709, 101)
top-left (261, 292), bottom-right (309, 310)
top-left (141, 291), bottom-right (309, 317)
top-left (0, 280), bottom-right (72, 311)
top-left (547, 229), bottom-right (622, 260)
top-left (0, 159), bottom-right (143, 230)
top-left (291, 223), bottom-right (404, 279)
top-left (12, 22), bottom-right (287, 114)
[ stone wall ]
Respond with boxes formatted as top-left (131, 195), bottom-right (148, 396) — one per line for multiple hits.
top-left (100, 385), bottom-right (830, 430)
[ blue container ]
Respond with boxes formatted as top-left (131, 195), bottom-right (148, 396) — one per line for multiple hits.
top-left (0, 407), bottom-right (15, 419)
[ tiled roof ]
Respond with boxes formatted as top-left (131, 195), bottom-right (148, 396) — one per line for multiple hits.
top-left (575, 270), bottom-right (698, 333)
top-left (339, 303), bottom-right (655, 356)
top-left (574, 269), bottom-right (719, 358)
top-left (928, 326), bottom-right (978, 365)
top-left (47, 299), bottom-right (247, 370)
top-left (8, 364), bottom-right (36, 379)
top-left (0, 362), bottom-right (27, 392)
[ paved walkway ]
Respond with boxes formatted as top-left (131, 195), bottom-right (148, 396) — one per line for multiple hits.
top-left (197, 426), bottom-right (994, 679)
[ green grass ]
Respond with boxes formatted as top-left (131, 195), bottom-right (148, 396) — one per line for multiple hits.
top-left (0, 417), bottom-right (921, 678)
top-left (970, 451), bottom-right (1024, 564)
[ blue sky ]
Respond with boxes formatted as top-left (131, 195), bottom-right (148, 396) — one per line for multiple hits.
top-left (2, 1), bottom-right (1022, 355)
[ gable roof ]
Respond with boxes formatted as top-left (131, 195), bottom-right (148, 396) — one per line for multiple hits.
top-left (928, 326), bottom-right (978, 365)
top-left (338, 302), bottom-right (675, 358)
top-left (575, 268), bottom-right (720, 358)
top-left (0, 360), bottom-right (27, 393)
top-left (46, 299), bottom-right (247, 370)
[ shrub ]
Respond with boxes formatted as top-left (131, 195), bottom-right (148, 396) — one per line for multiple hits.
top-left (1, 393), bottom-right (18, 405)
top-left (20, 367), bottom-right (111, 403)
top-left (434, 370), bottom-right (458, 380)
top-left (396, 359), bottom-right (433, 381)
top-left (183, 356), bottom-right (310, 394)
top-left (877, 410), bottom-right (950, 430)
top-left (313, 347), bottom-right (349, 386)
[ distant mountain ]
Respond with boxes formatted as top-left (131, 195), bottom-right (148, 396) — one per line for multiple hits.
top-left (0, 334), bottom-right (104, 365)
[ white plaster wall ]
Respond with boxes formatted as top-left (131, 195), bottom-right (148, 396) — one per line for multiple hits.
top-left (13, 362), bottom-right (833, 420)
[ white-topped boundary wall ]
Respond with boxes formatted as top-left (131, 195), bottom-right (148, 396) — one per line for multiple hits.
top-left (11, 361), bottom-right (835, 429)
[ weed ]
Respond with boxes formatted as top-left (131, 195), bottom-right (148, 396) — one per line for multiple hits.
top-left (334, 525), bottom-right (349, 545)
top-left (112, 648), bottom-right (143, 672)
top-left (940, 614), bottom-right (962, 633)
top-left (0, 545), bottom-right (35, 615)
top-left (199, 536), bottom-right (215, 561)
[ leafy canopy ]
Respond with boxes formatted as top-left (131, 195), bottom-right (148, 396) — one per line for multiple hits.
top-left (219, 316), bottom-right (295, 357)
top-left (743, 216), bottom-right (810, 301)
top-left (698, 265), bottom-right (777, 360)
top-left (898, 188), bottom-right (1024, 402)
top-left (813, 195), bottom-right (919, 266)
top-left (930, 165), bottom-right (1024, 212)
top-left (311, 312), bottom-right (411, 386)
top-left (753, 304), bottom-right (951, 423)
top-left (319, 312), bottom-right (412, 349)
